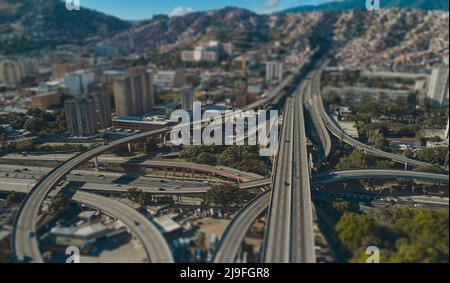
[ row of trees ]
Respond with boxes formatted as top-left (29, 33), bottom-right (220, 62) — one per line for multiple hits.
top-left (205, 184), bottom-right (252, 207)
top-left (353, 96), bottom-right (448, 139)
top-left (335, 206), bottom-right (449, 263)
top-left (1, 141), bottom-right (87, 155)
top-left (126, 188), bottom-right (153, 206)
top-left (180, 145), bottom-right (269, 176)
top-left (336, 151), bottom-right (397, 170)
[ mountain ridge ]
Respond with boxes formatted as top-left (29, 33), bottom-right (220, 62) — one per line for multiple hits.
top-left (0, 0), bottom-right (131, 54)
top-left (281, 0), bottom-right (449, 13)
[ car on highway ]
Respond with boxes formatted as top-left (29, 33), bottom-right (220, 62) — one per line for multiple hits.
top-left (114, 184), bottom-right (122, 188)
top-left (202, 181), bottom-right (209, 185)
top-left (134, 220), bottom-right (140, 226)
top-left (14, 169), bottom-right (21, 173)
top-left (98, 175), bottom-right (105, 179)
top-left (160, 179), bottom-right (166, 183)
top-left (73, 172), bottom-right (82, 176)
top-left (158, 188), bottom-right (166, 191)
top-left (27, 230), bottom-right (36, 238)
top-left (173, 186), bottom-right (182, 190)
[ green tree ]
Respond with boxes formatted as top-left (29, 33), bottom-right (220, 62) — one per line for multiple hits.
top-left (126, 187), bottom-right (142, 202)
top-left (416, 147), bottom-right (447, 165)
top-left (6, 191), bottom-right (23, 206)
top-left (205, 184), bottom-right (251, 207)
top-left (332, 199), bottom-right (350, 215)
top-left (336, 152), bottom-right (372, 169)
top-left (335, 207), bottom-right (449, 263)
top-left (24, 118), bottom-right (45, 132)
top-left (196, 152), bottom-right (217, 165)
top-left (49, 192), bottom-right (70, 214)
top-left (235, 159), bottom-right (268, 176)
top-left (335, 213), bottom-right (379, 253)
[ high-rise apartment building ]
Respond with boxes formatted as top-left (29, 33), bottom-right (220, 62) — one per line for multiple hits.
top-left (427, 64), bottom-right (449, 107)
top-left (265, 61), bottom-right (283, 83)
top-left (89, 93), bottom-right (112, 130)
top-left (0, 58), bottom-right (38, 86)
top-left (113, 68), bottom-right (154, 117)
top-left (0, 60), bottom-right (22, 86)
top-left (181, 87), bottom-right (194, 110)
top-left (64, 98), bottom-right (98, 137)
top-left (63, 70), bottom-right (95, 97)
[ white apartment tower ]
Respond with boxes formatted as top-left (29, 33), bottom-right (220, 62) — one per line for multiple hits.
top-left (427, 64), bottom-right (449, 107)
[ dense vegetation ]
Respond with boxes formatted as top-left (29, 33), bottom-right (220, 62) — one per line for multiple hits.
top-left (180, 145), bottom-right (269, 176)
top-left (126, 188), bottom-right (154, 206)
top-left (336, 151), bottom-right (397, 170)
top-left (205, 184), bottom-right (252, 207)
top-left (0, 108), bottom-right (66, 137)
top-left (335, 206), bottom-right (449, 263)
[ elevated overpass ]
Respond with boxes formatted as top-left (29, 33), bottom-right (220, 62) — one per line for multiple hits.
top-left (263, 97), bottom-right (295, 262)
top-left (310, 68), bottom-right (435, 169)
top-left (11, 58), bottom-right (312, 263)
top-left (263, 81), bottom-right (316, 263)
top-left (7, 186), bottom-right (174, 263)
top-left (214, 169), bottom-right (448, 263)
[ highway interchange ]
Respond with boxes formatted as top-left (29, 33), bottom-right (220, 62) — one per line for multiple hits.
top-left (11, 58), bottom-right (310, 263)
top-left (8, 57), bottom-right (448, 263)
top-left (309, 66), bottom-right (437, 169)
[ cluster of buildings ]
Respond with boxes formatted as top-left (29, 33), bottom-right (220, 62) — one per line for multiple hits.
top-left (265, 61), bottom-right (283, 84)
top-left (335, 10), bottom-right (449, 74)
top-left (0, 58), bottom-right (39, 86)
top-left (45, 210), bottom-right (131, 258)
top-left (64, 93), bottom-right (112, 137)
top-left (426, 64), bottom-right (449, 107)
top-left (181, 41), bottom-right (234, 63)
top-left (0, 40), bottom-right (294, 140)
top-left (325, 62), bottom-right (449, 109)
top-left (113, 68), bottom-right (155, 117)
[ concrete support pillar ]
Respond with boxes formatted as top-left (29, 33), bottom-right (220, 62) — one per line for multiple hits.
top-left (445, 151), bottom-right (449, 170)
top-left (94, 156), bottom-right (99, 171)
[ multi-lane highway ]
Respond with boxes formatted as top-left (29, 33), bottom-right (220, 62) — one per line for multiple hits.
top-left (71, 191), bottom-right (173, 263)
top-left (13, 127), bottom-right (165, 263)
top-left (309, 67), bottom-right (435, 168)
top-left (264, 82), bottom-right (316, 263)
top-left (12, 58), bottom-right (312, 263)
top-left (0, 178), bottom-right (212, 195)
top-left (0, 157), bottom-right (262, 182)
top-left (312, 169), bottom-right (449, 186)
top-left (263, 97), bottom-right (295, 262)
top-left (305, 70), bottom-right (332, 164)
top-left (214, 169), bottom-right (448, 263)
top-left (214, 191), bottom-right (271, 263)
top-left (291, 83), bottom-right (316, 263)
top-left (2, 185), bottom-right (173, 263)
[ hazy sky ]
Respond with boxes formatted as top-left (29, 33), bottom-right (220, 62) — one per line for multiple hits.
top-left (79, 0), bottom-right (334, 20)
